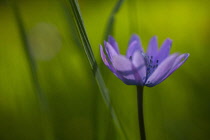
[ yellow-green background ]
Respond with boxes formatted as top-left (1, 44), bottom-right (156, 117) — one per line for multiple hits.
top-left (0, 0), bottom-right (209, 140)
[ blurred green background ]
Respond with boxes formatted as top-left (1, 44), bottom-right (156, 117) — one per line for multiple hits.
top-left (0, 0), bottom-right (210, 140)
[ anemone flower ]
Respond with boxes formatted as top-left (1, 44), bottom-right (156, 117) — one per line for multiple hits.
top-left (100, 35), bottom-right (189, 140)
top-left (100, 34), bottom-right (189, 87)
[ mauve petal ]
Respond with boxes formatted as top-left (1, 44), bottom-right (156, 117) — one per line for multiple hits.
top-left (170, 53), bottom-right (190, 72)
top-left (112, 55), bottom-right (140, 85)
top-left (112, 55), bottom-right (134, 78)
top-left (120, 72), bottom-right (141, 85)
top-left (156, 38), bottom-right (172, 63)
top-left (146, 36), bottom-right (158, 57)
top-left (100, 45), bottom-right (115, 72)
top-left (145, 53), bottom-right (179, 86)
top-left (132, 51), bottom-right (146, 85)
top-left (153, 53), bottom-right (190, 85)
top-left (108, 36), bottom-right (119, 54)
top-left (126, 34), bottom-right (143, 58)
top-left (100, 45), bottom-right (109, 66)
top-left (104, 41), bottom-right (118, 60)
top-left (129, 34), bottom-right (142, 48)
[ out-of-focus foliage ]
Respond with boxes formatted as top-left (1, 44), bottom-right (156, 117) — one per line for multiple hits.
top-left (0, 0), bottom-right (209, 140)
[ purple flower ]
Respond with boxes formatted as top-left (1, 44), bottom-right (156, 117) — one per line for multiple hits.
top-left (100, 34), bottom-right (189, 87)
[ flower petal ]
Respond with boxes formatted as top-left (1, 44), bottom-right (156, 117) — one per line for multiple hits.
top-left (100, 45), bottom-right (114, 72)
top-left (145, 53), bottom-right (179, 87)
top-left (104, 41), bottom-right (118, 60)
top-left (100, 45), bottom-right (109, 66)
top-left (146, 36), bottom-right (158, 58)
top-left (126, 34), bottom-right (143, 58)
top-left (108, 36), bottom-right (119, 54)
top-left (170, 53), bottom-right (189, 73)
top-left (156, 38), bottom-right (172, 63)
top-left (153, 53), bottom-right (190, 85)
top-left (132, 51), bottom-right (147, 85)
top-left (112, 55), bottom-right (141, 85)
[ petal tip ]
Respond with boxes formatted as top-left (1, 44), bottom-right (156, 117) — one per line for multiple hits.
top-left (184, 53), bottom-right (190, 60)
top-left (166, 38), bottom-right (173, 47)
top-left (100, 44), bottom-right (103, 50)
top-left (131, 34), bottom-right (140, 39)
top-left (182, 53), bottom-right (190, 59)
top-left (108, 35), bottom-right (114, 39)
top-left (150, 36), bottom-right (158, 42)
top-left (152, 35), bottom-right (157, 39)
top-left (103, 41), bottom-right (107, 45)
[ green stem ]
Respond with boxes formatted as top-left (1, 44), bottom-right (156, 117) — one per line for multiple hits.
top-left (137, 86), bottom-right (146, 140)
top-left (11, 2), bottom-right (54, 140)
top-left (103, 0), bottom-right (125, 40)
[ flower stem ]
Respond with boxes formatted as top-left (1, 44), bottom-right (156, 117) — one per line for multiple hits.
top-left (137, 86), bottom-right (146, 140)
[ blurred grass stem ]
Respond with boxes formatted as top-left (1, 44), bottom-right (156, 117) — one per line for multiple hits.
top-left (103, 0), bottom-right (125, 40)
top-left (137, 86), bottom-right (146, 140)
top-left (12, 1), bottom-right (49, 114)
top-left (11, 2), bottom-right (54, 140)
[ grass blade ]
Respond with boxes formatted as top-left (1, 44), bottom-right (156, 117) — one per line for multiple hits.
top-left (63, 0), bottom-right (128, 139)
top-left (103, 0), bottom-right (125, 40)
top-left (11, 2), bottom-right (54, 140)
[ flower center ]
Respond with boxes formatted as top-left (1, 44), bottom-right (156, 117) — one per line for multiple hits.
top-left (144, 55), bottom-right (159, 78)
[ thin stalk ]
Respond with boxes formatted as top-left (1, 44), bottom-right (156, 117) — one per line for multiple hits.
top-left (137, 86), bottom-right (146, 140)
top-left (103, 0), bottom-right (125, 40)
top-left (12, 1), bottom-right (49, 113)
top-left (11, 2), bottom-right (54, 140)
